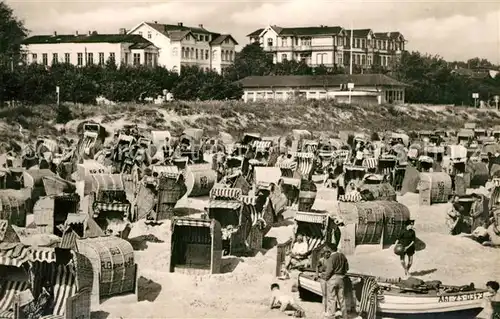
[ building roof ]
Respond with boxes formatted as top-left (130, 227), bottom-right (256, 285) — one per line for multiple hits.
top-left (247, 28), bottom-right (264, 37)
top-left (129, 42), bottom-right (155, 49)
top-left (280, 26), bottom-right (343, 36)
top-left (374, 32), bottom-right (405, 40)
top-left (247, 25), bottom-right (343, 38)
top-left (237, 74), bottom-right (408, 88)
top-left (345, 29), bottom-right (373, 38)
top-left (145, 22), bottom-right (215, 36)
top-left (22, 33), bottom-right (152, 45)
top-left (211, 34), bottom-right (239, 45)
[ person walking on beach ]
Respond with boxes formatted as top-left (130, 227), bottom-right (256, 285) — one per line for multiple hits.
top-left (323, 244), bottom-right (349, 319)
top-left (316, 246), bottom-right (333, 316)
top-left (395, 219), bottom-right (416, 276)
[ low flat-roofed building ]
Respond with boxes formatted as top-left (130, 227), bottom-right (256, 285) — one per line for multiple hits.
top-left (237, 74), bottom-right (408, 105)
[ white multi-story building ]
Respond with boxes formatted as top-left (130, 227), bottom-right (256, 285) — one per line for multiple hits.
top-left (247, 25), bottom-right (406, 70)
top-left (127, 21), bottom-right (238, 73)
top-left (21, 30), bottom-right (159, 67)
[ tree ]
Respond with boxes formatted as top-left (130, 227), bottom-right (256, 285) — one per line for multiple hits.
top-left (0, 1), bottom-right (28, 61)
top-left (224, 43), bottom-right (274, 81)
top-left (467, 57), bottom-right (494, 69)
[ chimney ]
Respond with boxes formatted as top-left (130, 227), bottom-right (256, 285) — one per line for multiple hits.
top-left (75, 31), bottom-right (79, 36)
top-left (178, 22), bottom-right (183, 27)
top-left (154, 20), bottom-right (158, 24)
top-left (119, 28), bottom-right (127, 35)
top-left (199, 24), bottom-right (204, 29)
top-left (53, 31), bottom-right (57, 36)
top-left (88, 31), bottom-right (92, 36)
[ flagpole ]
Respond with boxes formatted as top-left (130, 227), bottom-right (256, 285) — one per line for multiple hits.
top-left (349, 21), bottom-right (353, 75)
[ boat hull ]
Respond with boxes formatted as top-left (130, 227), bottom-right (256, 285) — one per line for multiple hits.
top-left (297, 272), bottom-right (486, 316)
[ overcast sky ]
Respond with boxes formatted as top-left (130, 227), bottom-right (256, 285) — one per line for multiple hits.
top-left (6, 0), bottom-right (500, 63)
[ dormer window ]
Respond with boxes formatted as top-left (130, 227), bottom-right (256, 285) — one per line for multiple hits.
top-left (186, 34), bottom-right (190, 41)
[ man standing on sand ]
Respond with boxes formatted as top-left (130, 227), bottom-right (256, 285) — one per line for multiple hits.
top-left (316, 246), bottom-right (333, 316)
top-left (395, 220), bottom-right (416, 276)
top-left (323, 244), bottom-right (349, 319)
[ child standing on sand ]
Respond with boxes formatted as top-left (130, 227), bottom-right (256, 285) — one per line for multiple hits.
top-left (269, 283), bottom-right (306, 318)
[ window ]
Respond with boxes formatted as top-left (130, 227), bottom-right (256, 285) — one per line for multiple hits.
top-left (186, 35), bottom-right (190, 41)
top-left (77, 53), bottom-right (83, 66)
top-left (221, 50), bottom-right (225, 61)
top-left (212, 50), bottom-right (217, 60)
top-left (316, 53), bottom-right (322, 65)
top-left (153, 54), bottom-right (157, 66)
top-left (21, 53), bottom-right (27, 63)
top-left (295, 38), bottom-right (299, 45)
top-left (205, 35), bottom-right (209, 41)
top-left (361, 55), bottom-right (366, 65)
top-left (337, 55), bottom-right (343, 65)
top-left (64, 53), bottom-right (70, 63)
top-left (302, 38), bottom-right (311, 46)
top-left (383, 41), bottom-right (387, 50)
top-left (282, 54), bottom-right (287, 61)
top-left (172, 47), bottom-right (178, 56)
top-left (225, 38), bottom-right (230, 44)
top-left (87, 53), bottom-right (93, 64)
top-left (205, 49), bottom-right (209, 60)
top-left (32, 53), bottom-right (37, 62)
top-left (52, 53), bottom-right (58, 64)
top-left (267, 38), bottom-right (273, 47)
top-left (109, 52), bottom-right (115, 62)
top-left (146, 52), bottom-right (153, 66)
top-left (99, 52), bottom-right (105, 65)
top-left (133, 53), bottom-right (140, 65)
top-left (361, 39), bottom-right (366, 49)
top-left (367, 55), bottom-right (372, 65)
top-left (229, 51), bottom-right (233, 61)
top-left (225, 51), bottom-right (229, 61)
top-left (195, 49), bottom-right (198, 59)
top-left (42, 53), bottom-right (48, 65)
top-left (147, 31), bottom-right (152, 39)
top-left (190, 48), bottom-right (194, 59)
top-left (181, 47), bottom-right (185, 58)
top-left (282, 37), bottom-right (287, 46)
top-left (355, 39), bottom-right (360, 48)
top-left (124, 53), bottom-right (129, 64)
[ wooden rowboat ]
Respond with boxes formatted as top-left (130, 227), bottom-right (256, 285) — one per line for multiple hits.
top-left (297, 271), bottom-right (488, 318)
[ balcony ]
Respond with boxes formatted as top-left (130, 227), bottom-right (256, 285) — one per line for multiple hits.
top-left (264, 44), bottom-right (339, 52)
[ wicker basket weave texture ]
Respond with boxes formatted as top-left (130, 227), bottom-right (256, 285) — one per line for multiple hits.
top-left (419, 172), bottom-right (452, 205)
top-left (76, 237), bottom-right (135, 301)
top-left (359, 182), bottom-right (397, 201)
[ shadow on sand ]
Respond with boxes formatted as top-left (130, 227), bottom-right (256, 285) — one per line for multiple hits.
top-left (137, 276), bottom-right (162, 302)
top-left (221, 256), bottom-right (243, 273)
top-left (90, 311), bottom-right (109, 319)
top-left (127, 234), bottom-right (165, 251)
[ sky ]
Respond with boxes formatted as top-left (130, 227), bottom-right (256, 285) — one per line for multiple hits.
top-left (6, 0), bottom-right (500, 63)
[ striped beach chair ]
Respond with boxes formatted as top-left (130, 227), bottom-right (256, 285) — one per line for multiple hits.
top-left (338, 192), bottom-right (362, 202)
top-left (293, 211), bottom-right (328, 254)
top-left (291, 152), bottom-right (315, 179)
top-left (362, 158), bottom-right (378, 170)
top-left (276, 159), bottom-right (298, 178)
top-left (0, 281), bottom-right (29, 318)
top-left (241, 195), bottom-right (261, 226)
top-left (334, 150), bottom-right (351, 164)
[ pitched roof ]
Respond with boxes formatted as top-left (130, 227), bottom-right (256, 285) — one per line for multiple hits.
top-left (22, 33), bottom-right (152, 45)
top-left (247, 25), bottom-right (343, 37)
top-left (279, 26), bottom-right (343, 36)
top-left (237, 74), bottom-right (408, 88)
top-left (345, 29), bottom-right (373, 38)
top-left (167, 30), bottom-right (192, 41)
top-left (374, 32), bottom-right (405, 40)
top-left (144, 22), bottom-right (217, 36)
top-left (247, 28), bottom-right (264, 37)
top-left (210, 34), bottom-right (239, 45)
top-left (129, 42), bottom-right (155, 49)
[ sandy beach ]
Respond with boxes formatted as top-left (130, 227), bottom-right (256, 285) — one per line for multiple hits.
top-left (95, 187), bottom-right (500, 319)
